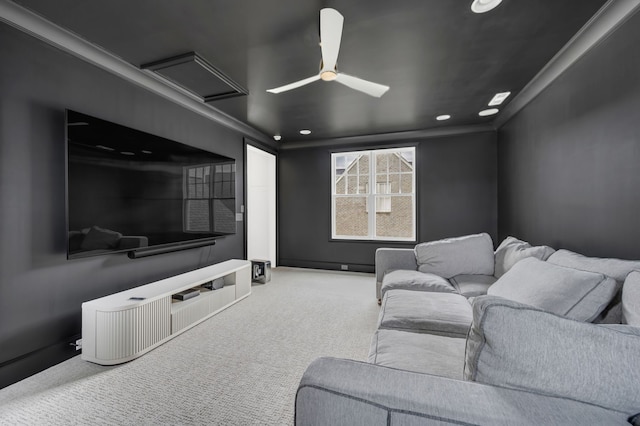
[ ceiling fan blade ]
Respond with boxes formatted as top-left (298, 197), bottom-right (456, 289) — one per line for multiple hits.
top-left (266, 75), bottom-right (321, 94)
top-left (334, 73), bottom-right (390, 97)
top-left (320, 8), bottom-right (344, 72)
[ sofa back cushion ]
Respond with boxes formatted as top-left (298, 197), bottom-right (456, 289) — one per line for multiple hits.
top-left (487, 257), bottom-right (618, 322)
top-left (547, 249), bottom-right (640, 284)
top-left (548, 250), bottom-right (640, 324)
top-left (494, 236), bottom-right (555, 278)
top-left (414, 233), bottom-right (494, 279)
top-left (465, 296), bottom-right (640, 414)
top-left (623, 271), bottom-right (640, 326)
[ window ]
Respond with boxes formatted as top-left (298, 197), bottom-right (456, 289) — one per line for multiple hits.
top-left (332, 147), bottom-right (416, 241)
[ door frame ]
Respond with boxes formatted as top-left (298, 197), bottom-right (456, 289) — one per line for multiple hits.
top-left (243, 138), bottom-right (278, 265)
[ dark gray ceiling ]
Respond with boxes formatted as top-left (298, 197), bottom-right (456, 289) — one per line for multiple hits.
top-left (14, 0), bottom-right (608, 143)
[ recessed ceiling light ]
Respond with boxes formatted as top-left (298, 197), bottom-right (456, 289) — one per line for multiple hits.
top-left (273, 135), bottom-right (282, 141)
top-left (471, 0), bottom-right (502, 13)
top-left (96, 145), bottom-right (114, 151)
top-left (121, 151), bottom-right (135, 156)
top-left (436, 114), bottom-right (451, 121)
top-left (299, 129), bottom-right (311, 135)
top-left (488, 91), bottom-right (511, 106)
top-left (141, 150), bottom-right (153, 154)
top-left (478, 108), bottom-right (499, 117)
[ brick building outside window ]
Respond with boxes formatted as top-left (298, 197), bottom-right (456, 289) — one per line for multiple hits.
top-left (332, 147), bottom-right (416, 241)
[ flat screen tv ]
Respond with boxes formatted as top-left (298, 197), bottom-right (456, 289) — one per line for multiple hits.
top-left (66, 110), bottom-right (236, 259)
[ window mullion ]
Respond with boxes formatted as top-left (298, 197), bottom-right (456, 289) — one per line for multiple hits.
top-left (369, 152), bottom-right (376, 238)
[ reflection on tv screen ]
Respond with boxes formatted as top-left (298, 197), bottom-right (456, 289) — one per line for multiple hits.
top-left (66, 110), bottom-right (236, 259)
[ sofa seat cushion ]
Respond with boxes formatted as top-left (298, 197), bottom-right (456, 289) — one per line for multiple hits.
top-left (487, 257), bottom-right (618, 322)
top-left (494, 236), bottom-right (555, 278)
top-left (414, 233), bottom-right (494, 279)
top-left (449, 274), bottom-right (496, 298)
top-left (465, 296), bottom-right (640, 415)
top-left (378, 290), bottom-right (472, 337)
top-left (380, 270), bottom-right (456, 299)
top-left (368, 329), bottom-right (466, 379)
top-left (623, 271), bottom-right (640, 326)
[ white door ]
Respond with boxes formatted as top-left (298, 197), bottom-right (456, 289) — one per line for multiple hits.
top-left (246, 145), bottom-right (276, 266)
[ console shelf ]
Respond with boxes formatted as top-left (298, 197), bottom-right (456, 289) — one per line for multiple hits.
top-left (82, 259), bottom-right (251, 365)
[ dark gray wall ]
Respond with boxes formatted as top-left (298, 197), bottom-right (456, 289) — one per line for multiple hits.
top-left (498, 10), bottom-right (640, 259)
top-left (279, 132), bottom-right (498, 272)
top-left (0, 24), bottom-right (246, 387)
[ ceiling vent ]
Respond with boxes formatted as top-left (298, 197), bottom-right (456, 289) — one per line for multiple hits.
top-left (141, 52), bottom-right (248, 102)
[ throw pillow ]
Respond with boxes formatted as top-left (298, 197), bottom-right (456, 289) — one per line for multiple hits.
top-left (487, 257), bottom-right (618, 322)
top-left (80, 226), bottom-right (122, 250)
top-left (414, 233), bottom-right (494, 279)
top-left (622, 271), bottom-right (640, 326)
top-left (465, 296), bottom-right (640, 414)
top-left (381, 270), bottom-right (456, 299)
top-left (493, 236), bottom-right (555, 278)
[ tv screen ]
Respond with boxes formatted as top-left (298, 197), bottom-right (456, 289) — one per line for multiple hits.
top-left (66, 110), bottom-right (236, 259)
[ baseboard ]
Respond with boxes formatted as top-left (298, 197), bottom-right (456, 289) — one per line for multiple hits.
top-left (0, 334), bottom-right (81, 390)
top-left (278, 259), bottom-right (374, 274)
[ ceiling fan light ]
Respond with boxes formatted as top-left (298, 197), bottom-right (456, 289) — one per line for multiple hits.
top-left (320, 71), bottom-right (337, 81)
top-left (471, 0), bottom-right (502, 13)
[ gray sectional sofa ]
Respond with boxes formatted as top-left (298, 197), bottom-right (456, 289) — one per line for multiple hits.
top-left (295, 233), bottom-right (640, 425)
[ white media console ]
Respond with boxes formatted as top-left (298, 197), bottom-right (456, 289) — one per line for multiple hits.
top-left (82, 259), bottom-right (251, 365)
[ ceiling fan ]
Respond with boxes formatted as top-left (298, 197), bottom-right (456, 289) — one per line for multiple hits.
top-left (266, 8), bottom-right (390, 98)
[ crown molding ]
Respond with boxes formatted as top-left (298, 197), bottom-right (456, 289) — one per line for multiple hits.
top-left (0, 0), bottom-right (273, 145)
top-left (279, 124), bottom-right (495, 150)
top-left (4, 0), bottom-right (637, 148)
top-left (494, 0), bottom-right (640, 128)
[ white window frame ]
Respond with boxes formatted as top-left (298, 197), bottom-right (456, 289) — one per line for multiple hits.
top-left (331, 147), bottom-right (416, 241)
top-left (376, 183), bottom-right (392, 213)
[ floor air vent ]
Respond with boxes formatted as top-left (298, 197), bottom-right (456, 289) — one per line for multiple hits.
top-left (141, 52), bottom-right (248, 102)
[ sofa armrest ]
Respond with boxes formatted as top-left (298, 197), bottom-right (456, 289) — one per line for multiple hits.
top-left (375, 248), bottom-right (417, 300)
top-left (295, 357), bottom-right (628, 425)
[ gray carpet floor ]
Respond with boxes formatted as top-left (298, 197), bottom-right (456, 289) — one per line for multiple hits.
top-left (0, 267), bottom-right (380, 425)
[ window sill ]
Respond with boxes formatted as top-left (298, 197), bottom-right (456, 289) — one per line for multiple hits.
top-left (329, 238), bottom-right (417, 244)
